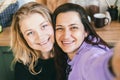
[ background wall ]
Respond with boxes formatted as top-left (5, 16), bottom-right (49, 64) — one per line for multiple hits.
top-left (36, 0), bottom-right (120, 13)
top-left (68, 0), bottom-right (120, 13)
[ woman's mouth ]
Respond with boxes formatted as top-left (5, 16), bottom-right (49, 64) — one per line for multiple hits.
top-left (37, 37), bottom-right (50, 46)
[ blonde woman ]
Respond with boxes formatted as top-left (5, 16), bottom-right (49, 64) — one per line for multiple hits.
top-left (10, 2), bottom-right (56, 80)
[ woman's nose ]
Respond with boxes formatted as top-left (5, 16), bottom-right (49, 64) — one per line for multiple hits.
top-left (63, 29), bottom-right (71, 39)
top-left (35, 30), bottom-right (43, 40)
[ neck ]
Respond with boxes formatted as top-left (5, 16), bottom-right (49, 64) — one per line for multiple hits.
top-left (40, 51), bottom-right (54, 59)
top-left (67, 52), bottom-right (76, 60)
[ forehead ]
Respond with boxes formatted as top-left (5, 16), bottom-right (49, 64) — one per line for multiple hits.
top-left (20, 13), bottom-right (45, 24)
top-left (56, 11), bottom-right (82, 25)
top-left (19, 12), bottom-right (44, 21)
top-left (19, 13), bottom-right (46, 30)
top-left (57, 11), bottom-right (80, 18)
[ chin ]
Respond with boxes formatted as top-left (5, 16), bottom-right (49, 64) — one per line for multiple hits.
top-left (43, 46), bottom-right (53, 53)
top-left (63, 50), bottom-right (73, 54)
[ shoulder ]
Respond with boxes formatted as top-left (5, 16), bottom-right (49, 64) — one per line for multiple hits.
top-left (77, 45), bottom-right (113, 68)
top-left (77, 43), bottom-right (112, 64)
top-left (14, 62), bottom-right (34, 80)
top-left (87, 44), bottom-right (111, 56)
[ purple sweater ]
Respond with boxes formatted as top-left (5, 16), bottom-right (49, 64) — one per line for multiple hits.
top-left (68, 42), bottom-right (114, 80)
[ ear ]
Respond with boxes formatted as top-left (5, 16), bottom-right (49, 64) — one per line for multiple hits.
top-left (84, 32), bottom-right (88, 37)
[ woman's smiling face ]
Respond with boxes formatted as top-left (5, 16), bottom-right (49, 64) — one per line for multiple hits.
top-left (55, 11), bottom-right (87, 59)
top-left (20, 13), bottom-right (54, 53)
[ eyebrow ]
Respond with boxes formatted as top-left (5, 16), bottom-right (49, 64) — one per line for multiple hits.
top-left (56, 23), bottom-right (78, 27)
top-left (24, 29), bottom-right (32, 34)
top-left (40, 20), bottom-right (49, 25)
top-left (70, 24), bottom-right (78, 26)
top-left (56, 24), bottom-right (62, 27)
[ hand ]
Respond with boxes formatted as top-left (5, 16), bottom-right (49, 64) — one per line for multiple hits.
top-left (112, 42), bottom-right (120, 80)
top-left (114, 77), bottom-right (120, 80)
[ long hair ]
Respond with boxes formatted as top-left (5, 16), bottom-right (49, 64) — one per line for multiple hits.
top-left (10, 2), bottom-right (52, 75)
top-left (52, 3), bottom-right (110, 80)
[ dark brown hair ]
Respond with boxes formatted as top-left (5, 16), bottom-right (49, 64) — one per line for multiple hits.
top-left (52, 3), bottom-right (110, 80)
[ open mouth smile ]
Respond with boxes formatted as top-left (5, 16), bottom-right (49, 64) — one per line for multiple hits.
top-left (62, 40), bottom-right (74, 46)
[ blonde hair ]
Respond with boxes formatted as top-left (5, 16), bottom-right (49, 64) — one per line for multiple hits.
top-left (10, 2), bottom-right (52, 74)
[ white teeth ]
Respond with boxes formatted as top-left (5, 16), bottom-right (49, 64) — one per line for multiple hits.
top-left (62, 41), bottom-right (72, 44)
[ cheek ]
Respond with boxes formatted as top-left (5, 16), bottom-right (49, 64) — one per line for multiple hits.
top-left (47, 27), bottom-right (54, 36)
top-left (48, 28), bottom-right (54, 33)
top-left (55, 35), bottom-right (59, 43)
top-left (55, 32), bottom-right (61, 41)
top-left (51, 33), bottom-right (54, 43)
top-left (75, 32), bottom-right (86, 41)
top-left (48, 28), bottom-right (54, 40)
top-left (55, 34), bottom-right (62, 46)
top-left (25, 37), bottom-right (34, 46)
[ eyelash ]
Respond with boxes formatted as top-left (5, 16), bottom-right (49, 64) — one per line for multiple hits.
top-left (27, 32), bottom-right (33, 36)
top-left (56, 27), bottom-right (63, 31)
top-left (56, 26), bottom-right (78, 31)
top-left (71, 26), bottom-right (78, 29)
top-left (41, 24), bottom-right (48, 30)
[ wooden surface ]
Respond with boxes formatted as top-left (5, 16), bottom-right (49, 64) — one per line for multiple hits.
top-left (0, 21), bottom-right (120, 46)
top-left (0, 27), bottom-right (10, 46)
top-left (94, 21), bottom-right (120, 46)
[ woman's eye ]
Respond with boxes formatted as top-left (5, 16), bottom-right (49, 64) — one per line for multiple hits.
top-left (27, 32), bottom-right (33, 36)
top-left (56, 27), bottom-right (63, 31)
top-left (71, 26), bottom-right (78, 30)
top-left (41, 24), bottom-right (48, 30)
